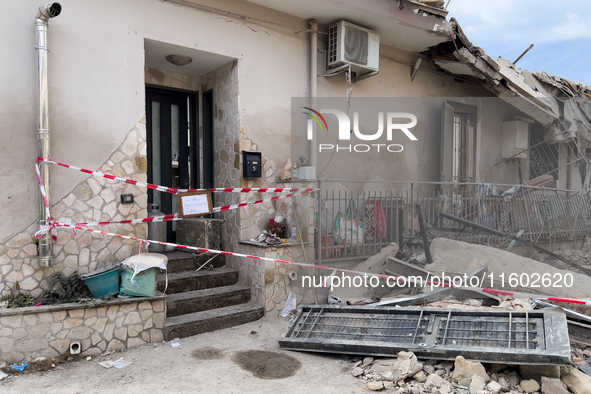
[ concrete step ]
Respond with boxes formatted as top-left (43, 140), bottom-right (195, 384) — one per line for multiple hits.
top-left (163, 251), bottom-right (225, 274)
top-left (157, 267), bottom-right (238, 294)
top-left (164, 302), bottom-right (264, 340)
top-left (166, 284), bottom-right (251, 317)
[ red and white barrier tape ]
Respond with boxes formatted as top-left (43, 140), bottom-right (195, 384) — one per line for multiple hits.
top-left (41, 221), bottom-right (591, 307)
top-left (466, 287), bottom-right (590, 305)
top-left (70, 190), bottom-right (312, 227)
top-left (37, 157), bottom-right (317, 195)
top-left (35, 163), bottom-right (51, 220)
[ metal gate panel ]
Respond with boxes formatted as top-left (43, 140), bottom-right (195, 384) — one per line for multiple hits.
top-left (279, 306), bottom-right (571, 365)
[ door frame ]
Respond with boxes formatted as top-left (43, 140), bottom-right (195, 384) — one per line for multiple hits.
top-left (145, 85), bottom-right (199, 241)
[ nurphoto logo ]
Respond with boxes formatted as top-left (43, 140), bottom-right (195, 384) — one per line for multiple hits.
top-left (303, 107), bottom-right (418, 153)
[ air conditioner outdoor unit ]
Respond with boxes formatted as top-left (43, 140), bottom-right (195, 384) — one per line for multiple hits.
top-left (327, 20), bottom-right (380, 77)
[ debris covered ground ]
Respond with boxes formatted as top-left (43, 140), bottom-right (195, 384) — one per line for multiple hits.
top-left (348, 350), bottom-right (591, 394)
top-left (1, 314), bottom-right (591, 394)
top-left (3, 239), bottom-right (591, 393)
top-left (0, 317), bottom-right (367, 394)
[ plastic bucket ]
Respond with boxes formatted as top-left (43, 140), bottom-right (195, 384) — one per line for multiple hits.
top-left (119, 265), bottom-right (158, 297)
top-left (83, 267), bottom-right (120, 298)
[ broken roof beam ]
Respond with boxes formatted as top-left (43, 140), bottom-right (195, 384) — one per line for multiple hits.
top-left (452, 47), bottom-right (561, 131)
top-left (406, 0), bottom-right (449, 17)
top-left (437, 212), bottom-right (591, 276)
top-left (374, 286), bottom-right (499, 307)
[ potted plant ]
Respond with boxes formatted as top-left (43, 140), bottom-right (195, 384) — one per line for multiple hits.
top-left (295, 156), bottom-right (315, 180)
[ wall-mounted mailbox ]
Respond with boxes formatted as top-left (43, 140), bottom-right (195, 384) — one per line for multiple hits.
top-left (242, 151), bottom-right (262, 178)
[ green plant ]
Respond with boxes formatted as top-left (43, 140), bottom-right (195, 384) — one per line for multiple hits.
top-left (41, 271), bottom-right (92, 304)
top-left (1, 281), bottom-right (38, 308)
top-left (295, 156), bottom-right (310, 168)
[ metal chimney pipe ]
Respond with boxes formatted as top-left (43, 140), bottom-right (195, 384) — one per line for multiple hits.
top-left (35, 3), bottom-right (61, 267)
top-left (308, 19), bottom-right (318, 169)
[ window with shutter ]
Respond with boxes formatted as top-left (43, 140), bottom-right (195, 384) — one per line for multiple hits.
top-left (441, 101), bottom-right (477, 192)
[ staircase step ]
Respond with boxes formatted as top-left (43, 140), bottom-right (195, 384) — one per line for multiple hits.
top-left (166, 284), bottom-right (251, 317)
top-left (164, 302), bottom-right (264, 340)
top-left (158, 267), bottom-right (238, 294)
top-left (164, 251), bottom-right (225, 274)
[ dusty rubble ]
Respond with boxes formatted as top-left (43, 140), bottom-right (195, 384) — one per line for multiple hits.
top-left (541, 247), bottom-right (591, 275)
top-left (427, 238), bottom-right (591, 299)
top-left (333, 235), bottom-right (591, 391)
top-left (349, 350), bottom-right (591, 394)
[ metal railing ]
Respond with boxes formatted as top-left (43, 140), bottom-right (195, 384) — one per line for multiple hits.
top-left (315, 180), bottom-right (591, 263)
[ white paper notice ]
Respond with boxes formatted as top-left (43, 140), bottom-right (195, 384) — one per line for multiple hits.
top-left (181, 194), bottom-right (209, 216)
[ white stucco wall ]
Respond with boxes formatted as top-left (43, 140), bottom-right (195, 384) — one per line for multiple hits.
top-left (0, 0), bottom-right (491, 242)
top-left (4, 0), bottom-right (581, 303)
top-left (0, 0), bottom-right (310, 242)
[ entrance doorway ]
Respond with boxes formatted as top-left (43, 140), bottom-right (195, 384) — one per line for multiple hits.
top-left (146, 86), bottom-right (198, 242)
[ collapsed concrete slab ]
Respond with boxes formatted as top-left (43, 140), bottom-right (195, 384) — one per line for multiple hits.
top-left (428, 238), bottom-right (591, 299)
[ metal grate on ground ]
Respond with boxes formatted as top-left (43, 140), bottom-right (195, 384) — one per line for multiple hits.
top-left (279, 306), bottom-right (571, 365)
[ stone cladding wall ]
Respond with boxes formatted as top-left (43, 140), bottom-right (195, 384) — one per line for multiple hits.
top-left (0, 297), bottom-right (165, 364)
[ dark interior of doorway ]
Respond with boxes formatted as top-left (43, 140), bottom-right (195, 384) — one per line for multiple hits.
top-left (146, 85), bottom-right (200, 242)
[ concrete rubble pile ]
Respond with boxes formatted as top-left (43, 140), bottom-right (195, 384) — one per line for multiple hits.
top-left (349, 352), bottom-right (591, 393)
top-left (320, 236), bottom-right (591, 392)
top-left (543, 247), bottom-right (591, 273)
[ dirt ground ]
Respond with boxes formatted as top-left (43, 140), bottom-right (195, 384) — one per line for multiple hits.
top-left (0, 316), bottom-right (366, 394)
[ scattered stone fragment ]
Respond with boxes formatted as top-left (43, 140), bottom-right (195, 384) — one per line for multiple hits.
top-left (520, 379), bottom-right (541, 393)
top-left (424, 374), bottom-right (446, 390)
top-left (470, 374), bottom-right (486, 394)
top-left (509, 373), bottom-right (520, 388)
top-left (413, 371), bottom-right (427, 383)
top-left (424, 365), bottom-right (435, 374)
top-left (383, 382), bottom-right (394, 390)
top-left (541, 377), bottom-right (569, 394)
top-left (452, 356), bottom-right (491, 383)
top-left (498, 375), bottom-right (510, 391)
top-left (459, 377), bottom-right (472, 387)
top-left (379, 371), bottom-right (393, 380)
top-left (563, 368), bottom-right (591, 394)
top-left (487, 380), bottom-right (502, 394)
top-left (364, 381), bottom-right (384, 391)
top-left (363, 357), bottom-right (374, 365)
top-left (352, 367), bottom-right (364, 377)
top-left (440, 385), bottom-right (452, 394)
top-left (371, 351), bottom-right (422, 382)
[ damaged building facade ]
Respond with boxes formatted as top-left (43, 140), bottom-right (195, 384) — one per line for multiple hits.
top-left (1, 0), bottom-right (590, 341)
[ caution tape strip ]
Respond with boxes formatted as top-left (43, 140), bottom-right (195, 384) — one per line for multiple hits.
top-left (41, 221), bottom-right (591, 307)
top-left (35, 163), bottom-right (51, 220)
top-left (70, 190), bottom-right (312, 226)
top-left (37, 157), bottom-right (317, 195)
